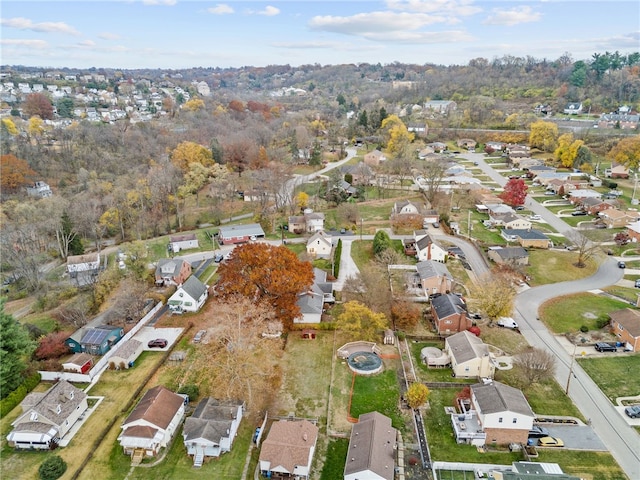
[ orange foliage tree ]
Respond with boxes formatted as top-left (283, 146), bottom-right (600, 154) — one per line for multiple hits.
top-left (0, 154), bottom-right (37, 193)
top-left (215, 243), bottom-right (314, 330)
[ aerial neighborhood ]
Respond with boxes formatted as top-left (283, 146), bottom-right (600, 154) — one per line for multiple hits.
top-left (1, 52), bottom-right (639, 480)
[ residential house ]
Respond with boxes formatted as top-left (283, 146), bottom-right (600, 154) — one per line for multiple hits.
top-left (533, 172), bottom-right (571, 186)
top-left (295, 268), bottom-right (334, 324)
top-left (525, 165), bottom-right (555, 178)
top-left (599, 209), bottom-right (640, 229)
top-left (363, 149), bottom-right (386, 166)
top-left (61, 353), bottom-right (93, 374)
top-left (490, 212), bottom-right (532, 230)
top-left (431, 294), bottom-right (472, 335)
top-left (518, 158), bottom-right (544, 171)
top-left (289, 210), bottom-right (325, 233)
top-left (344, 412), bottom-right (397, 480)
top-left (415, 260), bottom-right (454, 298)
top-left (494, 461), bottom-right (583, 480)
top-left (414, 230), bottom-right (447, 262)
top-left (423, 100), bottom-right (457, 115)
top-left (218, 223), bottom-right (265, 245)
top-left (167, 276), bottom-right (208, 314)
top-left (470, 381), bottom-right (535, 445)
top-left (407, 122), bottom-right (428, 135)
top-left (487, 246), bottom-right (529, 266)
top-left (626, 221), bottom-right (640, 242)
top-left (608, 309), bottom-right (640, 352)
top-left (423, 209), bottom-right (440, 225)
top-left (343, 162), bottom-right (375, 185)
top-left (6, 380), bottom-right (88, 450)
top-left (427, 142), bottom-right (447, 153)
top-left (182, 398), bottom-right (244, 467)
top-left (485, 141), bottom-right (504, 152)
top-left (169, 233), bottom-right (199, 253)
top-left (26, 181), bottom-right (53, 198)
top-left (391, 200), bottom-right (421, 216)
top-left (109, 339), bottom-right (144, 369)
top-left (306, 231), bottom-right (333, 259)
top-left (501, 229), bottom-right (551, 249)
top-left (118, 386), bottom-right (185, 459)
top-left (563, 102), bottom-right (583, 115)
top-left (445, 331), bottom-right (495, 379)
top-left (65, 325), bottom-right (124, 355)
top-left (605, 162), bottom-right (630, 179)
top-left (598, 113), bottom-right (639, 130)
top-left (66, 253), bottom-right (100, 274)
top-left (457, 138), bottom-right (477, 150)
top-left (154, 258), bottom-right (192, 286)
top-left (568, 189), bottom-right (602, 204)
top-left (581, 198), bottom-right (618, 216)
top-left (259, 419), bottom-right (319, 480)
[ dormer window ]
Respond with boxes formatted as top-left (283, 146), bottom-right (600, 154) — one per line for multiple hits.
top-left (30, 412), bottom-right (38, 421)
top-left (56, 404), bottom-right (62, 414)
top-left (70, 391), bottom-right (74, 400)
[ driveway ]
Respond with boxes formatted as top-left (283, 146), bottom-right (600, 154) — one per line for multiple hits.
top-left (534, 424), bottom-right (607, 451)
top-left (134, 326), bottom-right (183, 350)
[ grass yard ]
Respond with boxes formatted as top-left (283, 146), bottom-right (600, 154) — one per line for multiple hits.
top-left (525, 250), bottom-right (598, 286)
top-left (602, 285), bottom-right (639, 303)
top-left (539, 293), bottom-right (628, 334)
top-left (349, 240), bottom-right (374, 270)
top-left (349, 369), bottom-right (403, 430)
top-left (577, 356), bottom-right (640, 402)
top-left (319, 438), bottom-right (348, 480)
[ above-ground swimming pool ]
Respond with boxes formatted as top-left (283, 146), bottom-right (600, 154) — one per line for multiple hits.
top-left (347, 351), bottom-right (383, 375)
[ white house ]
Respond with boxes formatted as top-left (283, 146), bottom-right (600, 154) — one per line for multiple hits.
top-left (391, 200), bottom-right (420, 216)
top-left (66, 253), bottom-right (100, 273)
top-left (306, 231), bottom-right (333, 259)
top-left (26, 181), bottom-right (53, 198)
top-left (7, 380), bottom-right (88, 450)
top-left (344, 412), bottom-right (397, 480)
top-left (118, 386), bottom-right (185, 459)
top-left (169, 233), bottom-right (199, 253)
top-left (182, 398), bottom-right (244, 467)
top-left (414, 230), bottom-right (447, 262)
top-left (445, 331), bottom-right (495, 379)
top-left (295, 268), bottom-right (334, 324)
top-left (167, 276), bottom-right (208, 314)
top-left (259, 420), bottom-right (319, 480)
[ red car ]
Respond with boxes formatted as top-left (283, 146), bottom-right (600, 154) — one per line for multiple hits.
top-left (148, 338), bottom-right (168, 348)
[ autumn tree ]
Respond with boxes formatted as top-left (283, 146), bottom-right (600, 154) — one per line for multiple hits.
top-left (513, 347), bottom-right (556, 385)
top-left (391, 301), bottom-right (422, 330)
top-left (499, 178), bottom-right (528, 206)
top-left (0, 154), bottom-right (37, 193)
top-left (216, 243), bottom-right (314, 330)
top-left (0, 299), bottom-right (36, 398)
top-left (23, 93), bottom-right (54, 120)
top-left (468, 272), bottom-right (517, 321)
top-left (529, 120), bottom-right (558, 152)
top-left (554, 133), bottom-right (584, 168)
top-left (406, 382), bottom-right (430, 409)
top-left (34, 332), bottom-right (70, 360)
top-left (606, 135), bottom-right (640, 170)
top-left (380, 115), bottom-right (414, 157)
top-left (342, 265), bottom-right (393, 318)
top-left (335, 301), bottom-right (389, 341)
top-left (182, 98), bottom-right (205, 112)
top-left (296, 191), bottom-right (309, 211)
top-left (171, 141), bottom-right (214, 172)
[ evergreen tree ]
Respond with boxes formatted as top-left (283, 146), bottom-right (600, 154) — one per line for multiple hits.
top-left (39, 455), bottom-right (67, 480)
top-left (62, 211), bottom-right (84, 256)
top-left (0, 299), bottom-right (35, 398)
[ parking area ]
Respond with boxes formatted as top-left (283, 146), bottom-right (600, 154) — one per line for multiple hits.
top-left (133, 326), bottom-right (184, 351)
top-left (615, 405), bottom-right (640, 426)
top-left (536, 424), bottom-right (607, 451)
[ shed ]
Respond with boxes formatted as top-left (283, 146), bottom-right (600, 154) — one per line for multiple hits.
top-left (62, 353), bottom-right (93, 373)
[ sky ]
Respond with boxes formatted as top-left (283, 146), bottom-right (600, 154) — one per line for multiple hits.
top-left (1, 1), bottom-right (639, 70)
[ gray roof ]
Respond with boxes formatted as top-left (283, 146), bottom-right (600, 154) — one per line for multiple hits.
top-left (111, 339), bottom-right (143, 361)
top-left (446, 331), bottom-right (490, 364)
top-left (416, 233), bottom-right (435, 250)
top-left (218, 223), bottom-right (265, 239)
top-left (471, 381), bottom-right (534, 417)
top-left (297, 290), bottom-right (324, 314)
top-left (432, 294), bottom-right (467, 319)
top-left (492, 247), bottom-right (528, 260)
top-left (416, 260), bottom-right (452, 280)
top-left (15, 380), bottom-right (87, 429)
top-left (156, 258), bottom-right (185, 276)
top-left (503, 229), bottom-right (549, 240)
top-left (183, 398), bottom-right (243, 443)
top-left (344, 412), bottom-right (396, 480)
top-left (181, 276), bottom-right (207, 300)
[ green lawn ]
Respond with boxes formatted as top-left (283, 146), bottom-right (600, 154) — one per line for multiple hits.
top-left (319, 439), bottom-right (348, 480)
top-left (349, 370), bottom-right (403, 429)
top-left (525, 250), bottom-right (598, 286)
top-left (539, 293), bottom-right (628, 334)
top-left (577, 356), bottom-right (640, 402)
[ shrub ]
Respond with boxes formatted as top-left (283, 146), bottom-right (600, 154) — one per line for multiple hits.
top-left (35, 332), bottom-right (71, 360)
top-left (596, 316), bottom-right (611, 329)
top-left (580, 325), bottom-right (589, 333)
top-left (178, 384), bottom-right (200, 403)
top-left (38, 455), bottom-right (67, 480)
top-left (0, 372), bottom-right (41, 418)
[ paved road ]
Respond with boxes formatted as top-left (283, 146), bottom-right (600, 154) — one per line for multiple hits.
top-left (462, 151), bottom-right (639, 479)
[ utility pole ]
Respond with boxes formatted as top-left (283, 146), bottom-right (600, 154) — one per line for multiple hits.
top-left (565, 343), bottom-right (577, 394)
top-left (467, 210), bottom-right (471, 239)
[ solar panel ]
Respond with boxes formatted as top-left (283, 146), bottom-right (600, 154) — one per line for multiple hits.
top-left (80, 328), bottom-right (110, 345)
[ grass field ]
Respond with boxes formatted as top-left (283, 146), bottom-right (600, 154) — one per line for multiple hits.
top-left (539, 293), bottom-right (628, 334)
top-left (526, 250), bottom-right (598, 286)
top-left (577, 356), bottom-right (640, 402)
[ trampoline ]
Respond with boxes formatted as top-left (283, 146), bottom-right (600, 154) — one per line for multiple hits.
top-left (347, 351), bottom-right (383, 375)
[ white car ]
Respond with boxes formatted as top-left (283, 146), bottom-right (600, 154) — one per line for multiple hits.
top-left (530, 215), bottom-right (541, 221)
top-left (497, 317), bottom-right (519, 329)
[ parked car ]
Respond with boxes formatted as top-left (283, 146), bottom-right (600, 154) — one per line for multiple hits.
top-left (497, 317), bottom-right (518, 329)
top-left (571, 210), bottom-right (587, 216)
top-left (544, 191), bottom-right (555, 196)
top-left (624, 405), bottom-right (640, 418)
top-left (530, 215), bottom-right (541, 220)
top-left (515, 206), bottom-right (525, 211)
top-left (193, 330), bottom-right (207, 343)
top-left (528, 426), bottom-right (550, 438)
top-left (594, 342), bottom-right (617, 352)
top-left (214, 253), bottom-right (224, 263)
top-left (148, 338), bottom-right (168, 348)
top-left (618, 261), bottom-right (626, 269)
top-left (432, 222), bottom-right (440, 228)
top-left (538, 436), bottom-right (564, 447)
top-left (635, 279), bottom-right (640, 288)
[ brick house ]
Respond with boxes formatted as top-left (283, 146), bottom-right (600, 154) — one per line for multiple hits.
top-left (430, 293), bottom-right (472, 335)
top-left (599, 209), bottom-right (640, 229)
top-left (502, 229), bottom-right (551, 249)
top-left (608, 309), bottom-right (640, 352)
top-left (155, 258), bottom-right (192, 286)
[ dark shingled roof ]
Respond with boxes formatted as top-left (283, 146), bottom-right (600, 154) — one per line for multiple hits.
top-left (503, 229), bottom-right (549, 240)
top-left (344, 412), bottom-right (396, 480)
top-left (431, 294), bottom-right (467, 319)
top-left (183, 398), bottom-right (243, 444)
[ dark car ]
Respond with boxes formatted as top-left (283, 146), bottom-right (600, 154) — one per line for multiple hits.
top-left (624, 405), bottom-right (640, 418)
top-left (594, 342), bottom-right (616, 352)
top-left (618, 261), bottom-right (626, 269)
top-left (571, 210), bottom-right (587, 216)
top-left (148, 338), bottom-right (168, 348)
top-left (528, 426), bottom-right (550, 438)
top-left (432, 222), bottom-right (440, 228)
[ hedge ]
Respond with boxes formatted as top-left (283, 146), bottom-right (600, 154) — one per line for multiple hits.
top-left (1, 372), bottom-right (42, 418)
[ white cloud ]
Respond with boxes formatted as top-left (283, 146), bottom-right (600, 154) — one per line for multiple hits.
top-left (141, 0), bottom-right (177, 5)
top-left (98, 32), bottom-right (121, 40)
top-left (247, 5), bottom-right (280, 16)
top-left (77, 40), bottom-right (96, 47)
top-left (0, 38), bottom-right (49, 49)
top-left (386, 0), bottom-right (482, 17)
top-left (208, 4), bottom-right (234, 15)
top-left (483, 6), bottom-right (541, 26)
top-left (1, 17), bottom-right (80, 36)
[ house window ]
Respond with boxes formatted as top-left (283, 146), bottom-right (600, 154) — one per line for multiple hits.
top-left (56, 404), bottom-right (61, 414)
top-left (498, 417), bottom-right (503, 423)
top-left (30, 412), bottom-right (38, 421)
top-left (512, 418), bottom-right (517, 423)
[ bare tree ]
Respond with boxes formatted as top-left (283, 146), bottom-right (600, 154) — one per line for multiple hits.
top-left (566, 231), bottom-right (600, 268)
top-left (513, 347), bottom-right (556, 384)
top-left (417, 156), bottom-right (449, 205)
